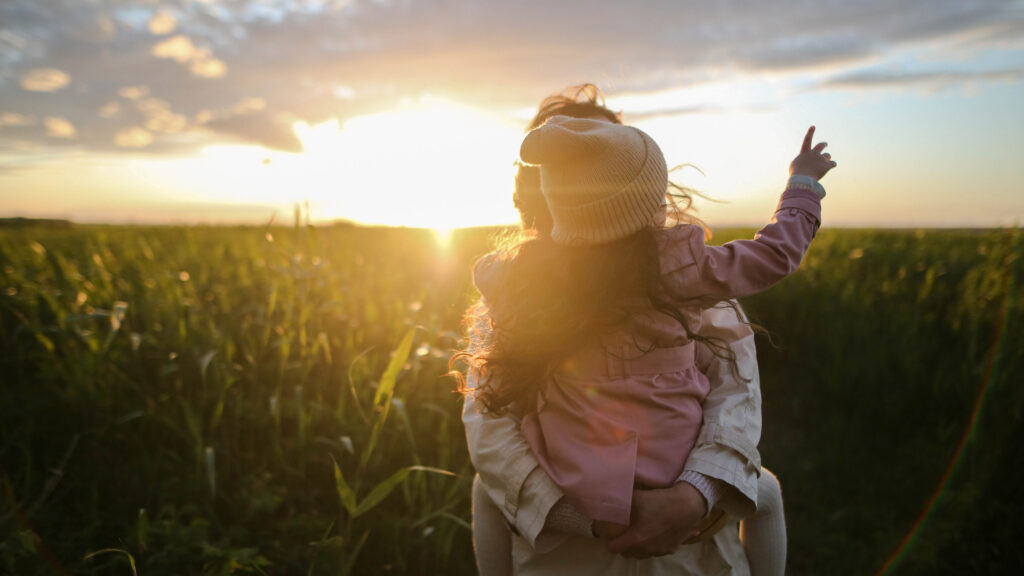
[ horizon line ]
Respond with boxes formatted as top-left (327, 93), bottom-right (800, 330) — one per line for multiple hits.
top-left (1, 216), bottom-right (1018, 232)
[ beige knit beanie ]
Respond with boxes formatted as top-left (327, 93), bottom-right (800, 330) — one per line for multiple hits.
top-left (519, 115), bottom-right (668, 246)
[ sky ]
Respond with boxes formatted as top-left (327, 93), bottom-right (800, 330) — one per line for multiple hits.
top-left (1, 0), bottom-right (1023, 228)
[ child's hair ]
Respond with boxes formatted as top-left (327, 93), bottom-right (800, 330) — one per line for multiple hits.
top-left (527, 84), bottom-right (622, 129)
top-left (453, 222), bottom-right (741, 416)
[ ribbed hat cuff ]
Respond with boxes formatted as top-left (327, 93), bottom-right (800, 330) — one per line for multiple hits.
top-left (548, 180), bottom-right (665, 245)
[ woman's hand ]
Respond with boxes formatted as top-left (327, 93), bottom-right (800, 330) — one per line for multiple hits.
top-left (603, 482), bottom-right (708, 559)
top-left (789, 126), bottom-right (837, 181)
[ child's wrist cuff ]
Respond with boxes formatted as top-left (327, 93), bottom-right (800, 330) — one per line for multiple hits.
top-left (680, 470), bottom-right (727, 518)
top-left (788, 174), bottom-right (826, 199)
top-left (546, 497), bottom-right (596, 538)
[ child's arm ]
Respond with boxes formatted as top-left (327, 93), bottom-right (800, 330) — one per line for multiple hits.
top-left (661, 127), bottom-right (836, 300)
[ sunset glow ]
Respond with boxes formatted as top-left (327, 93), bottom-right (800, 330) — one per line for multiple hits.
top-left (287, 98), bottom-right (523, 229)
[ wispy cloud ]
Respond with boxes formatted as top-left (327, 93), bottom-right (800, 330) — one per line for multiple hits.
top-left (148, 9), bottom-right (178, 36)
top-left (19, 68), bottom-right (71, 92)
top-left (114, 126), bottom-right (154, 148)
top-left (151, 34), bottom-right (227, 78)
top-left (43, 117), bottom-right (76, 138)
top-left (819, 67), bottom-right (1024, 91)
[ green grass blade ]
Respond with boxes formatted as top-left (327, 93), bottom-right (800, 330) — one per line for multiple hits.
top-left (352, 465), bottom-right (455, 518)
top-left (346, 346), bottom-right (374, 425)
top-left (361, 328), bottom-right (416, 468)
top-left (83, 548), bottom-right (138, 576)
top-left (372, 328), bottom-right (415, 408)
top-left (331, 456), bottom-right (357, 515)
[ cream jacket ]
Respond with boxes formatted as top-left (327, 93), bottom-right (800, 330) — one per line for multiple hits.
top-left (462, 303), bottom-right (763, 575)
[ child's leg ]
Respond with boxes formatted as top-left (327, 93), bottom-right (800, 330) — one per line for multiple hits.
top-left (740, 467), bottom-right (787, 576)
top-left (472, 474), bottom-right (514, 576)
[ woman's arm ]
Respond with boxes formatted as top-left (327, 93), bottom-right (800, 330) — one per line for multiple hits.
top-left (463, 388), bottom-right (565, 548)
top-left (681, 301), bottom-right (762, 518)
top-left (461, 310), bottom-right (565, 549)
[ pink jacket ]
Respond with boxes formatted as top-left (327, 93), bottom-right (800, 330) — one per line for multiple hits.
top-left (474, 186), bottom-right (822, 525)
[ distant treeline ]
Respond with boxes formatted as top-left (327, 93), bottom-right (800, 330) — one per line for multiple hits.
top-left (0, 217), bottom-right (72, 228)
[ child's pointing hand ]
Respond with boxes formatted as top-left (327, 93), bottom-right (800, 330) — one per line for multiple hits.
top-left (790, 126), bottom-right (837, 181)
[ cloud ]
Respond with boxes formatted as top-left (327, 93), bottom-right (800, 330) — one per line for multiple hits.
top-left (0, 0), bottom-right (1021, 156)
top-left (195, 109), bottom-right (215, 125)
top-left (148, 9), bottom-right (178, 35)
top-left (98, 101), bottom-right (120, 118)
top-left (114, 126), bottom-right (154, 148)
top-left (0, 113), bottom-right (34, 127)
top-left (152, 35), bottom-right (227, 78)
top-left (205, 111), bottom-right (303, 152)
top-left (137, 98), bottom-right (189, 133)
top-left (152, 35), bottom-right (196, 63)
top-left (19, 68), bottom-right (71, 92)
top-left (333, 85), bottom-right (357, 100)
top-left (820, 68), bottom-right (1024, 91)
top-left (189, 54), bottom-right (227, 78)
top-left (44, 117), bottom-right (76, 138)
top-left (733, 33), bottom-right (877, 72)
top-left (233, 97), bottom-right (266, 114)
top-left (118, 86), bottom-right (150, 100)
top-left (625, 105), bottom-right (723, 123)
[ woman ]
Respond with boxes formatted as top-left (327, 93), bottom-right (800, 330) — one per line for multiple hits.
top-left (461, 85), bottom-right (783, 575)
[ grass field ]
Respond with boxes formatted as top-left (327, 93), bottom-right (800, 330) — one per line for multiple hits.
top-left (1, 224), bottom-right (1021, 575)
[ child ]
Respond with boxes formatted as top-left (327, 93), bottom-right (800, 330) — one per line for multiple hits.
top-left (462, 116), bottom-right (834, 574)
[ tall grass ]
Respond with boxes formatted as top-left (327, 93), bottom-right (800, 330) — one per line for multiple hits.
top-left (0, 225), bottom-right (482, 575)
top-left (1, 225), bottom-right (1021, 575)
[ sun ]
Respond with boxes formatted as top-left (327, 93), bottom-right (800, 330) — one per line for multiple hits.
top-left (289, 96), bottom-right (525, 231)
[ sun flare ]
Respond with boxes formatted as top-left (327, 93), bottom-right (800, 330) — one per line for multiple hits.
top-left (289, 97), bottom-right (524, 229)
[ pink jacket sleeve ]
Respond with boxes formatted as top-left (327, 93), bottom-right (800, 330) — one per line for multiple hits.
top-left (659, 186), bottom-right (822, 299)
